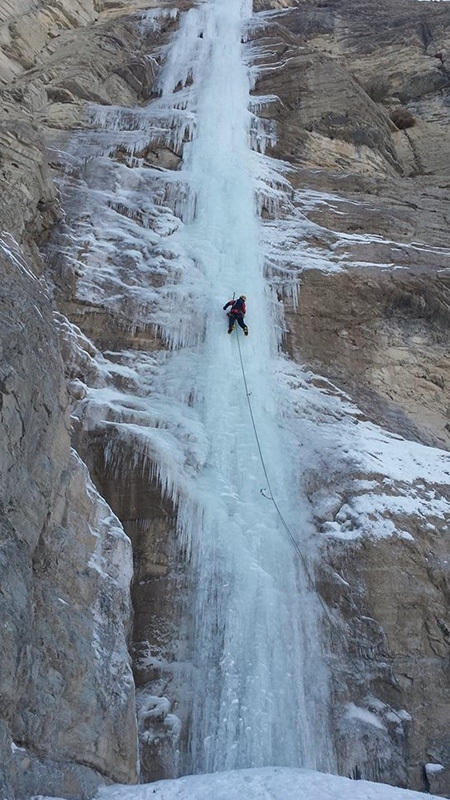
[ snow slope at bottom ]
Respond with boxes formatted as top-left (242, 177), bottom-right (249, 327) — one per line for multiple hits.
top-left (93, 768), bottom-right (441, 800)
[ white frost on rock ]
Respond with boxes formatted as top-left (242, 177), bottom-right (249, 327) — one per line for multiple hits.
top-left (344, 703), bottom-right (386, 731)
top-left (425, 763), bottom-right (444, 774)
top-left (276, 358), bottom-right (450, 541)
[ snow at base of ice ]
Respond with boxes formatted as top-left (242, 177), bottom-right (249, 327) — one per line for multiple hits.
top-left (93, 767), bottom-right (443, 800)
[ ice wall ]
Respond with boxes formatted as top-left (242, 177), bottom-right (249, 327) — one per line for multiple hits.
top-left (50, 0), bottom-right (334, 778)
top-left (152, 0), bottom-right (332, 775)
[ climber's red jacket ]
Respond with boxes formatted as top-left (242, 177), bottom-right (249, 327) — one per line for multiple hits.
top-left (224, 298), bottom-right (246, 316)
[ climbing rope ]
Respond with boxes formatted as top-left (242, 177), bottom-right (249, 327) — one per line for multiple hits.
top-left (236, 329), bottom-right (369, 679)
top-left (235, 329), bottom-right (316, 589)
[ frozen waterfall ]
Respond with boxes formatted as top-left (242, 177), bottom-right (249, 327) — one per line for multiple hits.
top-left (54, 0), bottom-right (335, 779)
top-left (154, 0), bottom-right (333, 776)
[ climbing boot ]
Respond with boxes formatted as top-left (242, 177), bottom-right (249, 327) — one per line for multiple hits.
top-left (228, 327), bottom-right (234, 334)
top-left (244, 326), bottom-right (249, 336)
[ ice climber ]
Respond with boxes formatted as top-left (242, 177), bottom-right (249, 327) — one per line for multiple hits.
top-left (223, 295), bottom-right (248, 335)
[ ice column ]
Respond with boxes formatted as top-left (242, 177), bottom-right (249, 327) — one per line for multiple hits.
top-left (157, 0), bottom-right (333, 775)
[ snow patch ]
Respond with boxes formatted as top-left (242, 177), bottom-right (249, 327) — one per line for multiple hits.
top-left (345, 704), bottom-right (386, 731)
top-left (94, 767), bottom-right (445, 800)
top-left (425, 763), bottom-right (444, 774)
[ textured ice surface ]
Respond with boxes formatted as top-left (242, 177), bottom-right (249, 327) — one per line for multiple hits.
top-left (146, 0), bottom-right (332, 774)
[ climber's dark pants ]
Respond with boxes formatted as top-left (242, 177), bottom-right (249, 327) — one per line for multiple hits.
top-left (228, 313), bottom-right (246, 332)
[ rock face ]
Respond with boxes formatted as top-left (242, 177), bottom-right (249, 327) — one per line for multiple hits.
top-left (0, 1), bottom-right (140, 796)
top-left (0, 233), bottom-right (138, 796)
top-left (250, 0), bottom-right (450, 791)
top-left (0, 0), bottom-right (449, 797)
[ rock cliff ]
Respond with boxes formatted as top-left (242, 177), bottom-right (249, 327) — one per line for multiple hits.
top-left (0, 0), bottom-right (449, 797)
top-left (250, 2), bottom-right (449, 791)
top-left (0, 0), bottom-right (141, 796)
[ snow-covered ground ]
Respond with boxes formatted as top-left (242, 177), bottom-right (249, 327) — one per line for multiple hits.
top-left (93, 768), bottom-right (443, 800)
top-left (34, 766), bottom-right (445, 800)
